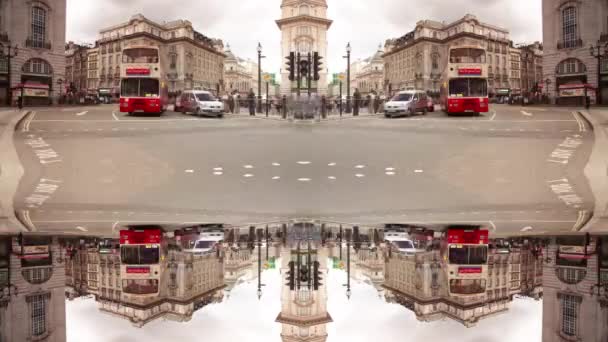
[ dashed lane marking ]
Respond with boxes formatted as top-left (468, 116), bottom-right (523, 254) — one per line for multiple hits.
top-left (112, 112), bottom-right (120, 121)
top-left (489, 111), bottom-right (497, 121)
top-left (521, 111), bottom-right (533, 116)
top-left (76, 111), bottom-right (88, 116)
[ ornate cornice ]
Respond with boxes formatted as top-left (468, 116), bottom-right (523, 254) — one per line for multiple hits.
top-left (276, 15), bottom-right (333, 29)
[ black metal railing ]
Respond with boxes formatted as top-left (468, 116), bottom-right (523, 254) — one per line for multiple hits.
top-left (557, 39), bottom-right (583, 50)
top-left (600, 33), bottom-right (608, 43)
top-left (26, 38), bottom-right (51, 49)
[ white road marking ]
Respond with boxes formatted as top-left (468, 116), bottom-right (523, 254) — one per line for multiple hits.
top-left (298, 178), bottom-right (311, 182)
top-left (112, 221), bottom-right (120, 232)
top-left (76, 111), bottom-right (88, 116)
top-left (112, 111), bottom-right (120, 121)
top-left (272, 176), bottom-right (281, 180)
top-left (213, 167), bottom-right (223, 171)
top-left (185, 169), bottom-right (195, 173)
top-left (297, 161), bottom-right (311, 165)
top-left (521, 226), bottom-right (533, 232)
top-left (571, 111), bottom-right (586, 132)
top-left (385, 167), bottom-right (395, 171)
top-left (243, 174), bottom-right (254, 178)
top-left (22, 111), bottom-right (36, 132)
top-left (213, 171), bottom-right (223, 175)
top-left (75, 226), bottom-right (88, 232)
top-left (328, 176), bottom-right (336, 180)
top-left (355, 165), bottom-right (366, 169)
top-left (521, 111), bottom-right (533, 116)
top-left (489, 220), bottom-right (497, 231)
top-left (272, 163), bottom-right (281, 166)
top-left (328, 162), bottom-right (337, 166)
top-left (385, 171), bottom-right (396, 176)
top-left (244, 165), bottom-right (254, 169)
top-left (489, 111), bottom-right (497, 121)
top-left (414, 169), bottom-right (424, 173)
top-left (355, 174), bottom-right (365, 178)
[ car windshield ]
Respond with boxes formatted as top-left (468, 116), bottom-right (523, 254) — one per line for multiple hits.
top-left (394, 241), bottom-right (414, 249)
top-left (391, 93), bottom-right (413, 101)
top-left (194, 240), bottom-right (216, 249)
top-left (196, 93), bottom-right (215, 101)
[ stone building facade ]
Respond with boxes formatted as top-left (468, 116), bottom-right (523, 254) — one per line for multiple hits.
top-left (383, 14), bottom-right (511, 97)
top-left (277, 0), bottom-right (332, 95)
top-left (352, 46), bottom-right (385, 96)
top-left (518, 42), bottom-right (544, 95)
top-left (0, 0), bottom-right (67, 105)
top-left (542, 0), bottom-right (608, 104)
top-left (95, 14), bottom-right (225, 98)
top-left (0, 236), bottom-right (66, 342)
top-left (542, 235), bottom-right (608, 342)
top-left (223, 45), bottom-right (259, 97)
top-left (65, 42), bottom-right (92, 95)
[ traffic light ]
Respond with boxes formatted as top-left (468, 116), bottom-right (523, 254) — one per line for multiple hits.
top-left (299, 59), bottom-right (309, 79)
top-left (286, 261), bottom-right (295, 290)
top-left (313, 52), bottom-right (323, 81)
top-left (286, 52), bottom-right (295, 81)
top-left (299, 263), bottom-right (309, 284)
top-left (313, 261), bottom-right (322, 290)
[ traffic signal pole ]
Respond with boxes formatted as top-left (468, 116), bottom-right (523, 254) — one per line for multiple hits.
top-left (307, 52), bottom-right (312, 97)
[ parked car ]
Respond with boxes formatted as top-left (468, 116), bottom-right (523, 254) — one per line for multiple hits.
top-left (179, 90), bottom-right (225, 117)
top-left (384, 90), bottom-right (428, 118)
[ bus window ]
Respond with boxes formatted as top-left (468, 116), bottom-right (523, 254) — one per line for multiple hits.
top-left (122, 279), bottom-right (159, 294)
top-left (120, 79), bottom-right (160, 97)
top-left (449, 245), bottom-right (488, 264)
top-left (120, 245), bottom-right (160, 265)
top-left (450, 279), bottom-right (486, 294)
top-left (449, 79), bottom-right (488, 97)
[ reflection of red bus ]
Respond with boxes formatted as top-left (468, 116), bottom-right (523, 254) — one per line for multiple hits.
top-left (440, 47), bottom-right (489, 115)
top-left (119, 46), bottom-right (168, 116)
top-left (119, 227), bottom-right (163, 296)
top-left (442, 226), bottom-right (489, 296)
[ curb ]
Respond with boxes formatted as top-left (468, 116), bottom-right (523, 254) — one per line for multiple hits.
top-left (0, 110), bottom-right (31, 233)
top-left (578, 110), bottom-right (608, 232)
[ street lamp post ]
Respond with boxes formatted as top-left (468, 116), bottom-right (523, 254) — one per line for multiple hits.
top-left (257, 43), bottom-right (265, 114)
top-left (590, 42), bottom-right (608, 105)
top-left (0, 42), bottom-right (19, 106)
top-left (545, 78), bottom-right (552, 104)
top-left (344, 43), bottom-right (352, 113)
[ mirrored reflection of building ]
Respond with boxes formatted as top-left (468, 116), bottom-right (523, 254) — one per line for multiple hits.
top-left (382, 226), bottom-right (544, 327)
top-left (542, 234), bottom-right (608, 342)
top-left (276, 228), bottom-right (332, 342)
top-left (0, 235), bottom-right (66, 342)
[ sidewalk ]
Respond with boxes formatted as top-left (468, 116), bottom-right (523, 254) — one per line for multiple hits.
top-left (0, 110), bottom-right (30, 233)
top-left (578, 108), bottom-right (608, 232)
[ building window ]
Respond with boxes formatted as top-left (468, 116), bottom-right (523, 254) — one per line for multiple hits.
top-left (31, 6), bottom-right (46, 47)
top-left (561, 294), bottom-right (579, 336)
top-left (30, 294), bottom-right (47, 336)
top-left (22, 267), bottom-right (53, 284)
top-left (556, 58), bottom-right (586, 75)
top-left (562, 7), bottom-right (577, 46)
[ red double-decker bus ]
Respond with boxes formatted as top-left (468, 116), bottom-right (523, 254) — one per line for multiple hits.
top-left (119, 226), bottom-right (163, 296)
top-left (119, 46), bottom-right (168, 116)
top-left (440, 47), bottom-right (489, 115)
top-left (441, 225), bottom-right (489, 296)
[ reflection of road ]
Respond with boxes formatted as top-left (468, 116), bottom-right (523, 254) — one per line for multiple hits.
top-left (10, 104), bottom-right (595, 236)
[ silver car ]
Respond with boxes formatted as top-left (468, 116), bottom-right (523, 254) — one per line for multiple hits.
top-left (180, 90), bottom-right (225, 117)
top-left (384, 90), bottom-right (428, 118)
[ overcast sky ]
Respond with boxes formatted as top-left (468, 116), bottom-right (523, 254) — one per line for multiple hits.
top-left (67, 261), bottom-right (543, 342)
top-left (66, 0), bottom-right (542, 76)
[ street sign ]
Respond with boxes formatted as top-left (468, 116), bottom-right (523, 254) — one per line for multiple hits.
top-left (263, 73), bottom-right (272, 82)
top-left (338, 73), bottom-right (346, 81)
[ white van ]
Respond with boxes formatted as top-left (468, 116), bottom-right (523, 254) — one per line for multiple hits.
top-left (385, 231), bottom-right (417, 255)
top-left (184, 231), bottom-right (224, 254)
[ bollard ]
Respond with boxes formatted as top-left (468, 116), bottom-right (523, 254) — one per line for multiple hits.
top-left (282, 95), bottom-right (287, 119)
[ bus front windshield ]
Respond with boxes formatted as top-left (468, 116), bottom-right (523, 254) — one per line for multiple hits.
top-left (120, 245), bottom-right (160, 265)
top-left (121, 79), bottom-right (160, 98)
top-left (449, 245), bottom-right (488, 264)
top-left (449, 79), bottom-right (488, 97)
top-left (122, 279), bottom-right (159, 294)
top-left (122, 48), bottom-right (159, 64)
top-left (450, 279), bottom-right (486, 295)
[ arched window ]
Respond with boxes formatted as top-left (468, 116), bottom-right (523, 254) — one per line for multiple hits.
top-left (22, 58), bottom-right (53, 75)
top-left (22, 267), bottom-right (53, 284)
top-left (556, 58), bottom-right (586, 75)
top-left (562, 7), bottom-right (577, 47)
top-left (31, 6), bottom-right (47, 48)
top-left (299, 5), bottom-right (309, 16)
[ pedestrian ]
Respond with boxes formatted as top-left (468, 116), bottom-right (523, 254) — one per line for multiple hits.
top-left (17, 94), bottom-right (23, 110)
top-left (247, 89), bottom-right (256, 116)
top-left (353, 88), bottom-right (361, 116)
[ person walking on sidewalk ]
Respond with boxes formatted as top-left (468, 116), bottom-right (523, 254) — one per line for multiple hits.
top-left (247, 89), bottom-right (256, 116)
top-left (353, 88), bottom-right (361, 116)
top-left (17, 94), bottom-right (23, 110)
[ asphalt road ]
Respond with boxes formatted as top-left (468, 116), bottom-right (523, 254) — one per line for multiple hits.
top-left (9, 104), bottom-right (596, 237)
